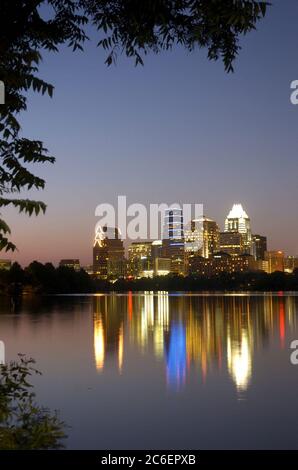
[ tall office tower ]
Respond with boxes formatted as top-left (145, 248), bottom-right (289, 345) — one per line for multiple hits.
top-left (185, 216), bottom-right (219, 258)
top-left (264, 250), bottom-right (285, 273)
top-left (252, 234), bottom-right (267, 260)
top-left (163, 208), bottom-right (184, 241)
top-left (203, 217), bottom-right (220, 257)
top-left (151, 240), bottom-right (171, 276)
top-left (162, 208), bottom-right (185, 275)
top-left (219, 232), bottom-right (244, 256)
top-left (128, 241), bottom-right (152, 277)
top-left (224, 203), bottom-right (252, 254)
top-left (93, 226), bottom-right (126, 279)
top-left (151, 239), bottom-right (163, 261)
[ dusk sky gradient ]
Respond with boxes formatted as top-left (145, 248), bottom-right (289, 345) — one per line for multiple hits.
top-left (4, 0), bottom-right (298, 266)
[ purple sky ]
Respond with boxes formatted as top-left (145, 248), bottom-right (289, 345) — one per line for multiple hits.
top-left (3, 1), bottom-right (298, 266)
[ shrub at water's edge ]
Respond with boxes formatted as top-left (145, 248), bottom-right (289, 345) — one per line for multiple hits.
top-left (0, 355), bottom-right (66, 450)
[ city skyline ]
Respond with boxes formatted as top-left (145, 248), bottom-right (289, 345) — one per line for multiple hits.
top-left (2, 199), bottom-right (296, 268)
top-left (89, 201), bottom-right (293, 280)
top-left (2, 1), bottom-right (298, 266)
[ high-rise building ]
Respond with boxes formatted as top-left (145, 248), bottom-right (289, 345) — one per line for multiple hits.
top-left (185, 217), bottom-right (219, 258)
top-left (163, 208), bottom-right (184, 241)
top-left (203, 217), bottom-right (220, 258)
top-left (154, 257), bottom-right (172, 276)
top-left (151, 240), bottom-right (164, 276)
top-left (151, 240), bottom-right (163, 260)
top-left (128, 241), bottom-right (152, 278)
top-left (264, 250), bottom-right (285, 273)
top-left (107, 258), bottom-right (127, 278)
top-left (252, 235), bottom-right (267, 261)
top-left (255, 259), bottom-right (269, 272)
top-left (93, 226), bottom-right (125, 279)
top-left (224, 204), bottom-right (252, 254)
top-left (184, 219), bottom-right (202, 254)
top-left (219, 232), bottom-right (244, 256)
top-left (128, 241), bottom-right (152, 260)
top-left (162, 208), bottom-right (185, 275)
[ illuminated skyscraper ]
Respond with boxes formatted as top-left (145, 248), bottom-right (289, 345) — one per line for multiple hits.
top-left (162, 208), bottom-right (185, 275)
top-left (220, 232), bottom-right (244, 256)
top-left (163, 208), bottom-right (184, 241)
top-left (224, 204), bottom-right (252, 254)
top-left (128, 241), bottom-right (152, 277)
top-left (93, 226), bottom-right (125, 278)
top-left (185, 216), bottom-right (219, 258)
top-left (203, 217), bottom-right (220, 257)
top-left (252, 234), bottom-right (267, 261)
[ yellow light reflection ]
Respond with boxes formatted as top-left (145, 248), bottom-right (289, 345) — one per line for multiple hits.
top-left (157, 291), bottom-right (169, 328)
top-left (227, 329), bottom-right (252, 392)
top-left (94, 316), bottom-right (105, 371)
top-left (118, 325), bottom-right (124, 373)
top-left (153, 326), bottom-right (164, 358)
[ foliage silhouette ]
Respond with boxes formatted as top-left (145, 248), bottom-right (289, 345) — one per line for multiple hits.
top-left (0, 354), bottom-right (66, 449)
top-left (1, 261), bottom-right (297, 294)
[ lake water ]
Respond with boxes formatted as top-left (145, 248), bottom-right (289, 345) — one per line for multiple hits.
top-left (1, 292), bottom-right (298, 449)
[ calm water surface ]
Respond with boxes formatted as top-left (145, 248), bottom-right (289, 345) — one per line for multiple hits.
top-left (1, 292), bottom-right (298, 449)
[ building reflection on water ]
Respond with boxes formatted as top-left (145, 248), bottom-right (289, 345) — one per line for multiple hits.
top-left (93, 295), bottom-right (125, 373)
top-left (93, 293), bottom-right (297, 395)
top-left (94, 315), bottom-right (105, 370)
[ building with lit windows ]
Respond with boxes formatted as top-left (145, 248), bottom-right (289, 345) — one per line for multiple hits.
top-left (184, 219), bottom-right (202, 254)
top-left (264, 250), bottom-right (285, 273)
top-left (284, 256), bottom-right (298, 273)
top-left (219, 232), bottom-right (244, 256)
top-left (162, 208), bottom-right (185, 275)
top-left (151, 239), bottom-right (163, 262)
top-left (185, 216), bottom-right (219, 258)
top-left (128, 241), bottom-right (152, 277)
top-left (151, 240), bottom-right (173, 276)
top-left (252, 234), bottom-right (267, 261)
top-left (59, 259), bottom-right (80, 271)
top-left (107, 258), bottom-right (127, 278)
top-left (255, 260), bottom-right (270, 272)
top-left (163, 208), bottom-right (184, 241)
top-left (93, 226), bottom-right (126, 279)
top-left (188, 252), bottom-right (256, 276)
top-left (154, 257), bottom-right (172, 276)
top-left (224, 204), bottom-right (252, 254)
